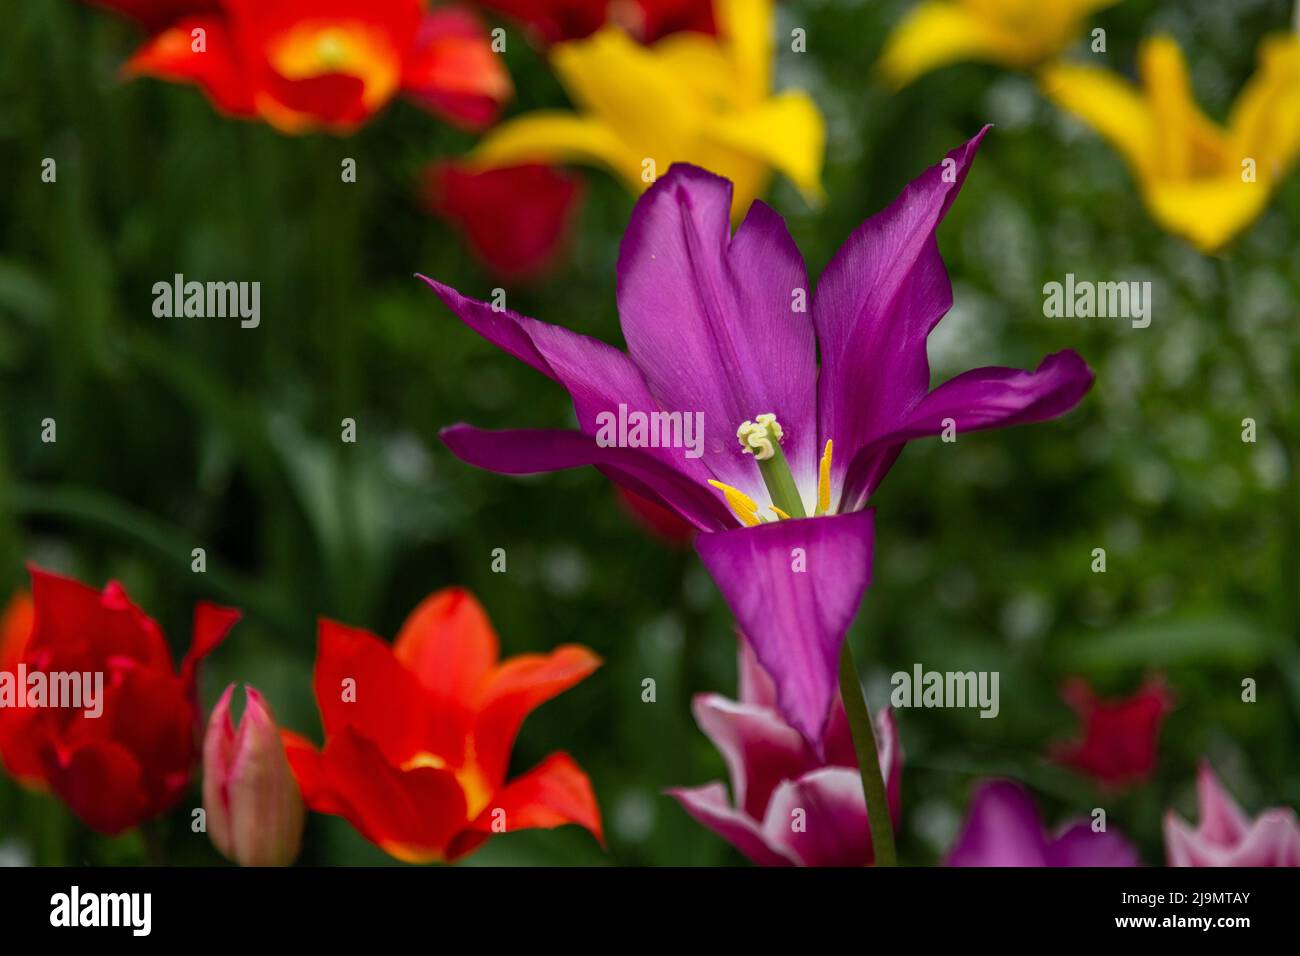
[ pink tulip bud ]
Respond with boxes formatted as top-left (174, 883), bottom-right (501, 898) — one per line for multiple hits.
top-left (203, 684), bottom-right (304, 867)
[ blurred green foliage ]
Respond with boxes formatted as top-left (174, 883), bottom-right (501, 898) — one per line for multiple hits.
top-left (0, 0), bottom-right (1297, 866)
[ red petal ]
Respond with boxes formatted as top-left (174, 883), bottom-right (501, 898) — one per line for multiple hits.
top-left (402, 8), bottom-right (512, 130)
top-left (424, 162), bottom-right (583, 282)
top-left (627, 0), bottom-right (717, 42)
top-left (0, 708), bottom-right (48, 789)
top-left (86, 0), bottom-right (221, 30)
top-left (126, 17), bottom-right (257, 117)
top-left (393, 587), bottom-right (498, 703)
top-left (41, 740), bottom-right (150, 835)
top-left (615, 486), bottom-right (697, 546)
top-left (258, 72), bottom-right (373, 132)
top-left (0, 592), bottom-right (33, 670)
top-left (318, 728), bottom-right (469, 862)
top-left (465, 751), bottom-right (602, 846)
top-left (27, 565), bottom-right (170, 673)
top-left (182, 600), bottom-right (240, 693)
top-left (0, 594), bottom-right (38, 782)
top-left (1050, 677), bottom-right (1174, 788)
top-left (471, 0), bottom-right (607, 45)
top-left (281, 730), bottom-right (349, 816)
top-left (314, 618), bottom-right (464, 768)
top-left (110, 669), bottom-right (197, 807)
top-left (473, 645), bottom-right (600, 785)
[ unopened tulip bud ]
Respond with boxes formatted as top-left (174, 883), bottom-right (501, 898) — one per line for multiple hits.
top-left (203, 684), bottom-right (304, 867)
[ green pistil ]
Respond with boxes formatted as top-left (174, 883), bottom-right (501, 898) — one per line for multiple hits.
top-left (757, 443), bottom-right (806, 518)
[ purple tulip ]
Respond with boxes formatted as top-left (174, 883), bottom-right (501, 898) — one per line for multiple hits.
top-left (946, 779), bottom-right (1139, 867)
top-left (424, 127), bottom-right (1094, 746)
top-left (667, 639), bottom-right (900, 867)
top-left (1165, 762), bottom-right (1300, 867)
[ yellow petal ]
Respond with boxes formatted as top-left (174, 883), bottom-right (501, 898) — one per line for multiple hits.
top-left (1229, 33), bottom-right (1300, 182)
top-left (715, 0), bottom-right (775, 101)
top-left (704, 90), bottom-right (826, 206)
top-left (1039, 61), bottom-right (1157, 178)
top-left (469, 111), bottom-right (644, 189)
top-left (1145, 177), bottom-right (1275, 254)
top-left (1139, 35), bottom-right (1230, 180)
top-left (551, 27), bottom-right (700, 155)
top-left (652, 33), bottom-right (741, 111)
top-left (878, 2), bottom-right (1039, 89)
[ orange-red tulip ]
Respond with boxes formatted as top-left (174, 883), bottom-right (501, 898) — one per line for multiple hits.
top-left (283, 587), bottom-right (603, 862)
top-left (91, 0), bottom-right (512, 134)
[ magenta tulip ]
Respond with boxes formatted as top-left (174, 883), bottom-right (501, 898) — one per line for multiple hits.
top-left (946, 779), bottom-right (1139, 867)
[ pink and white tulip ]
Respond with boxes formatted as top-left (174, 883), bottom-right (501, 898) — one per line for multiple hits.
top-left (1165, 762), bottom-right (1300, 867)
top-left (203, 684), bottom-right (305, 867)
top-left (668, 639), bottom-right (900, 866)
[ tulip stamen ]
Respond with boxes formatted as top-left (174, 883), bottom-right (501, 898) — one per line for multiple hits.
top-left (816, 439), bottom-right (833, 516)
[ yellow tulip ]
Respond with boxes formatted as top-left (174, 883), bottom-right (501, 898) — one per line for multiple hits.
top-left (468, 0), bottom-right (824, 221)
top-left (879, 0), bottom-right (1118, 89)
top-left (1041, 33), bottom-right (1300, 253)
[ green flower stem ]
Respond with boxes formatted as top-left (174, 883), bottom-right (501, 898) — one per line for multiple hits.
top-left (757, 444), bottom-right (807, 518)
top-left (838, 641), bottom-right (897, 867)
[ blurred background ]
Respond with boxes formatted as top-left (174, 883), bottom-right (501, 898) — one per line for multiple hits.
top-left (1, 0), bottom-right (1297, 866)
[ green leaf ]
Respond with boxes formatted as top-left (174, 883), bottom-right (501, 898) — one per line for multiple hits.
top-left (1060, 612), bottom-right (1271, 672)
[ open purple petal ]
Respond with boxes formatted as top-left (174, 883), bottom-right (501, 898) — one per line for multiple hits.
top-left (440, 424), bottom-right (734, 531)
top-left (813, 128), bottom-right (988, 505)
top-left (696, 510), bottom-right (875, 749)
top-left (421, 275), bottom-right (713, 486)
top-left (616, 164), bottom-right (818, 503)
top-left (840, 350), bottom-right (1094, 509)
top-left (666, 783), bottom-right (796, 866)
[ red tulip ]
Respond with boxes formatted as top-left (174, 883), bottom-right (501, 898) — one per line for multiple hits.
top-left (91, 0), bottom-right (512, 134)
top-left (87, 0), bottom-right (220, 30)
top-left (616, 487), bottom-right (696, 546)
top-left (421, 162), bottom-right (582, 282)
top-left (472, 0), bottom-right (715, 45)
top-left (1049, 677), bottom-right (1173, 788)
top-left (0, 567), bottom-right (240, 834)
top-left (203, 684), bottom-right (305, 867)
top-left (283, 587), bottom-right (603, 862)
top-left (616, 0), bottom-right (716, 42)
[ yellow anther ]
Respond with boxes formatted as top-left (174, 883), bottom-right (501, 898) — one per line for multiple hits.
top-left (816, 439), bottom-right (833, 516)
top-left (769, 505), bottom-right (791, 520)
top-left (708, 479), bottom-right (761, 527)
top-left (737, 413), bottom-right (783, 461)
